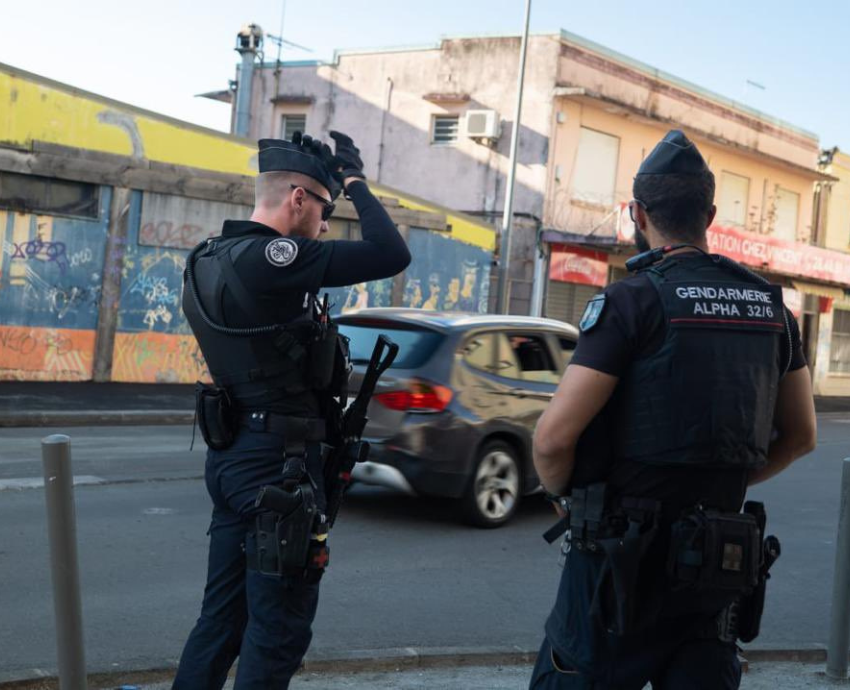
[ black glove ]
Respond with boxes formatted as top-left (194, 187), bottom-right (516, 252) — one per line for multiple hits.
top-left (291, 131), bottom-right (335, 168)
top-left (290, 131), bottom-right (342, 199)
top-left (329, 130), bottom-right (366, 182)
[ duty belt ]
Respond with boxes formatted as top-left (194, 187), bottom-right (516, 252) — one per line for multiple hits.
top-left (542, 483), bottom-right (661, 551)
top-left (238, 411), bottom-right (326, 451)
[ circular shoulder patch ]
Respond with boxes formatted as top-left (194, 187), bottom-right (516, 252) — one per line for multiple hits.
top-left (265, 238), bottom-right (299, 267)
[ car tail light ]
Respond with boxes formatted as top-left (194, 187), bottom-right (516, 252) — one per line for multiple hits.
top-left (374, 380), bottom-right (453, 413)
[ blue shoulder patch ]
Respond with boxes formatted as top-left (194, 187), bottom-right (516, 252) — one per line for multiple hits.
top-left (579, 294), bottom-right (606, 333)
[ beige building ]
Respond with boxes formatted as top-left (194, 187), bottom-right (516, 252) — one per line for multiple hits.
top-left (221, 29), bottom-right (850, 394)
top-left (810, 150), bottom-right (850, 395)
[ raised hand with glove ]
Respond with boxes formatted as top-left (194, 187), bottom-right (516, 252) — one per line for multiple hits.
top-left (329, 130), bottom-right (366, 187)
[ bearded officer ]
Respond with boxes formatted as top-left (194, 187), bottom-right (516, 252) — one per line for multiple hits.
top-left (172, 131), bottom-right (410, 689)
top-left (529, 130), bottom-right (817, 689)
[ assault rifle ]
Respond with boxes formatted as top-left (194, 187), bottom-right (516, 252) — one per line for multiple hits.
top-left (323, 334), bottom-right (398, 527)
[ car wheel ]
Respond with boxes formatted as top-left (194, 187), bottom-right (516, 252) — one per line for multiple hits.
top-left (461, 440), bottom-right (521, 528)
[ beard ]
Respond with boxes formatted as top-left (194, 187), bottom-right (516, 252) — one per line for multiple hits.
top-left (634, 226), bottom-right (651, 253)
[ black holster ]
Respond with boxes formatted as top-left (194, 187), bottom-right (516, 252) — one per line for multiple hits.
top-left (588, 494), bottom-right (662, 636)
top-left (253, 481), bottom-right (329, 576)
top-left (736, 502), bottom-right (781, 642)
top-left (195, 382), bottom-right (236, 450)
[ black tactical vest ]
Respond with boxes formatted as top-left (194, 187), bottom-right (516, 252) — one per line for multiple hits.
top-left (182, 235), bottom-right (319, 412)
top-left (611, 255), bottom-right (786, 470)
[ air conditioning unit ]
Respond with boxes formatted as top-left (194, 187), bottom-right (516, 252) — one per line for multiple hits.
top-left (465, 110), bottom-right (501, 141)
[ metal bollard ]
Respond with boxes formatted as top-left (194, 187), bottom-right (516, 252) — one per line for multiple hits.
top-left (41, 434), bottom-right (88, 689)
top-left (827, 457), bottom-right (850, 679)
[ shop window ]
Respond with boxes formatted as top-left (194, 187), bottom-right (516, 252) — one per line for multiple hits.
top-left (718, 172), bottom-right (750, 228)
top-left (573, 128), bottom-right (619, 207)
top-left (830, 309), bottom-right (850, 374)
top-left (0, 171), bottom-right (99, 219)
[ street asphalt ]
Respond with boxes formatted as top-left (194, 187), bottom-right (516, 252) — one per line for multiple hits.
top-left (0, 415), bottom-right (849, 685)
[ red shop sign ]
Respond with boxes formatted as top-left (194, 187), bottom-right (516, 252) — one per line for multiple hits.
top-left (550, 246), bottom-right (608, 287)
top-left (707, 225), bottom-right (850, 285)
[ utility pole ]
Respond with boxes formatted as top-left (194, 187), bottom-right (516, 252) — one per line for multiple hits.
top-left (495, 0), bottom-right (532, 314)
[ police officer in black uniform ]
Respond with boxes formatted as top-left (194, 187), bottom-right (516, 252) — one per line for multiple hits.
top-left (529, 130), bottom-right (817, 689)
top-left (172, 131), bottom-right (410, 689)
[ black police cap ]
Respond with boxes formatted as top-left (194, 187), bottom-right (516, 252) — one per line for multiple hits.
top-left (257, 137), bottom-right (337, 197)
top-left (636, 130), bottom-right (709, 176)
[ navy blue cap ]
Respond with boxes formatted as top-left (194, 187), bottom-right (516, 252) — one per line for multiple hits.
top-left (636, 130), bottom-right (709, 176)
top-left (257, 138), bottom-right (338, 197)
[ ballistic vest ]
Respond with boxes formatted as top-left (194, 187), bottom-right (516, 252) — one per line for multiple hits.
top-left (182, 235), bottom-right (317, 410)
top-left (612, 254), bottom-right (785, 469)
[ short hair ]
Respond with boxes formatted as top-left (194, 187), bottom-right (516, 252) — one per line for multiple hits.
top-left (632, 169), bottom-right (716, 243)
top-left (254, 171), bottom-right (320, 209)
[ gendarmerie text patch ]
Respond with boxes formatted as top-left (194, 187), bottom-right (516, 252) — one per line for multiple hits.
top-left (661, 282), bottom-right (784, 332)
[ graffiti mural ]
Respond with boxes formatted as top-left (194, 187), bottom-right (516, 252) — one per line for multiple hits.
top-left (0, 324), bottom-right (95, 381)
top-left (139, 192), bottom-right (251, 250)
top-left (0, 190), bottom-right (111, 380)
top-left (111, 332), bottom-right (208, 384)
top-left (327, 278), bottom-right (393, 316)
top-left (402, 229), bottom-right (490, 313)
top-left (111, 192), bottom-right (203, 382)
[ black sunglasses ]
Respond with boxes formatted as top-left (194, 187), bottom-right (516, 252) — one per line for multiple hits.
top-left (291, 184), bottom-right (335, 221)
top-left (628, 198), bottom-right (649, 223)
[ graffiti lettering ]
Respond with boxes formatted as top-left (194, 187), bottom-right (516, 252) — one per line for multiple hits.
top-left (139, 220), bottom-right (210, 249)
top-left (143, 304), bottom-right (173, 329)
top-left (68, 247), bottom-right (93, 268)
top-left (47, 285), bottom-right (101, 319)
top-left (0, 329), bottom-right (73, 357)
top-left (129, 275), bottom-right (180, 306)
top-left (0, 329), bottom-right (37, 355)
top-left (11, 239), bottom-right (68, 271)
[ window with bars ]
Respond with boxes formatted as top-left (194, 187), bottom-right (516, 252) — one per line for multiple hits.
top-left (280, 114), bottom-right (307, 141)
top-left (830, 309), bottom-right (850, 374)
top-left (431, 115), bottom-right (460, 145)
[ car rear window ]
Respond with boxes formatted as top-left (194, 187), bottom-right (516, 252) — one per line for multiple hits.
top-left (338, 322), bottom-right (444, 369)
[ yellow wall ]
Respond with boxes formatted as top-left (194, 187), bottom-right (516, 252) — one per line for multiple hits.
top-left (0, 63), bottom-right (494, 251)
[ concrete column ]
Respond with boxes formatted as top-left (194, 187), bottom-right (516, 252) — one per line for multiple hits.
top-left (92, 187), bottom-right (132, 382)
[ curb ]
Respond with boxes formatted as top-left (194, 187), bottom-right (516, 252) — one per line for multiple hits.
top-left (0, 644), bottom-right (833, 689)
top-left (0, 410), bottom-right (193, 428)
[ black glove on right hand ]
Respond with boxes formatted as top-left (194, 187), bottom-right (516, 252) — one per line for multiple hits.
top-left (329, 130), bottom-right (366, 182)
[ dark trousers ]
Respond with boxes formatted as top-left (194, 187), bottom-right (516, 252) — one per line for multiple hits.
top-left (173, 429), bottom-right (320, 690)
top-left (529, 636), bottom-right (741, 689)
top-left (530, 549), bottom-right (741, 689)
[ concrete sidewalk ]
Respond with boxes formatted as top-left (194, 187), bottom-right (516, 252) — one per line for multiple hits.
top-left (1, 381), bottom-right (849, 427)
top-left (1, 648), bottom-right (841, 690)
top-left (57, 662), bottom-right (846, 689)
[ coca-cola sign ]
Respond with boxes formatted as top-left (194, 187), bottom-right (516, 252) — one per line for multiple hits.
top-left (550, 246), bottom-right (608, 286)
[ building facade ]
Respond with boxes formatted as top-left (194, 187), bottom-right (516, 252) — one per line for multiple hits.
top-left (0, 62), bottom-right (495, 382)
top-left (809, 150), bottom-right (850, 395)
top-left (229, 29), bottom-right (850, 393)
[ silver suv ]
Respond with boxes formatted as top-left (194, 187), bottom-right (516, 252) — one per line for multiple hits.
top-left (337, 309), bottom-right (578, 528)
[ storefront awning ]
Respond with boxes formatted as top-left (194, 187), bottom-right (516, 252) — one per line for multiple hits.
top-left (791, 280), bottom-right (848, 301)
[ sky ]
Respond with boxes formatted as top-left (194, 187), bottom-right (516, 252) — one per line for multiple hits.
top-left (1, 0), bottom-right (848, 151)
